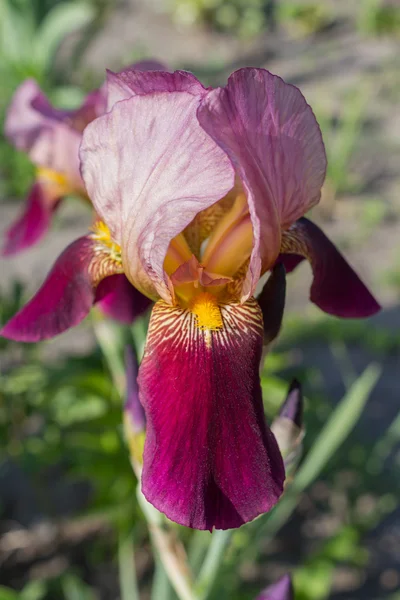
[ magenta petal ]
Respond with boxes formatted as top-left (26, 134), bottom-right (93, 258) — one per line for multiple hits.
top-left (69, 88), bottom-right (107, 132)
top-left (124, 345), bottom-right (146, 434)
top-left (106, 68), bottom-right (206, 111)
top-left (256, 575), bottom-right (294, 600)
top-left (2, 181), bottom-right (59, 256)
top-left (95, 274), bottom-right (151, 324)
top-left (257, 264), bottom-right (286, 344)
top-left (1, 237), bottom-right (100, 341)
top-left (138, 299), bottom-right (285, 530)
top-left (279, 379), bottom-right (303, 428)
top-left (277, 253), bottom-right (304, 273)
top-left (281, 218), bottom-right (380, 318)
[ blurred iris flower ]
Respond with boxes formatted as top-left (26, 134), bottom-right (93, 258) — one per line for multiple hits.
top-left (2, 65), bottom-right (380, 530)
top-left (3, 79), bottom-right (105, 256)
top-left (256, 574), bottom-right (294, 600)
top-left (2, 62), bottom-right (165, 323)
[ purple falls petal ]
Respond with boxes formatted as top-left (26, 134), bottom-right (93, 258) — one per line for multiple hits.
top-left (1, 235), bottom-right (123, 342)
top-left (279, 379), bottom-right (303, 428)
top-left (257, 263), bottom-right (286, 345)
top-left (2, 181), bottom-right (60, 256)
top-left (280, 217), bottom-right (381, 318)
top-left (95, 274), bottom-right (152, 324)
top-left (138, 298), bottom-right (285, 530)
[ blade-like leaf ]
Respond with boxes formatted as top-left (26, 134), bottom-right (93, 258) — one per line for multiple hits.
top-left (258, 364), bottom-right (381, 540)
top-left (118, 531), bottom-right (140, 600)
top-left (34, 2), bottom-right (94, 69)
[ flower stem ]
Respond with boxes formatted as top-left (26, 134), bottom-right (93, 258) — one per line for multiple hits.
top-left (151, 557), bottom-right (173, 600)
top-left (118, 529), bottom-right (140, 600)
top-left (136, 485), bottom-right (198, 600)
top-left (194, 530), bottom-right (232, 600)
top-left (92, 316), bottom-right (126, 397)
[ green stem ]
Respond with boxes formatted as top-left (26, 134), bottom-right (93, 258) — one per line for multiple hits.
top-left (92, 316), bottom-right (126, 398)
top-left (188, 531), bottom-right (210, 572)
top-left (118, 530), bottom-right (140, 600)
top-left (137, 485), bottom-right (198, 600)
top-left (194, 530), bottom-right (232, 600)
top-left (151, 558), bottom-right (173, 600)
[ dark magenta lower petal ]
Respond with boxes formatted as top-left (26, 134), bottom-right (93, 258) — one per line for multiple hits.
top-left (256, 574), bottom-right (294, 600)
top-left (1, 235), bottom-right (122, 342)
top-left (280, 218), bottom-right (380, 318)
top-left (257, 264), bottom-right (286, 345)
top-left (95, 274), bottom-right (151, 323)
top-left (138, 298), bottom-right (285, 530)
top-left (2, 182), bottom-right (59, 256)
top-left (277, 253), bottom-right (304, 274)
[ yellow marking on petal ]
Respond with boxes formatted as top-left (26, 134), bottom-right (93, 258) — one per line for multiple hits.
top-left (36, 166), bottom-right (71, 197)
top-left (189, 292), bottom-right (223, 331)
top-left (90, 220), bottom-right (122, 263)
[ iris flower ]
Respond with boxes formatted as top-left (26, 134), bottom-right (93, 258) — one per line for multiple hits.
top-left (3, 79), bottom-right (106, 256)
top-left (1, 66), bottom-right (380, 530)
top-left (2, 63), bottom-right (164, 322)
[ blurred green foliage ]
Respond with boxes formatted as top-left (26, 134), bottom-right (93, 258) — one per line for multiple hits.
top-left (358, 0), bottom-right (400, 36)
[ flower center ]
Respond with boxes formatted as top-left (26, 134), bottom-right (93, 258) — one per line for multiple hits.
top-left (188, 292), bottom-right (223, 331)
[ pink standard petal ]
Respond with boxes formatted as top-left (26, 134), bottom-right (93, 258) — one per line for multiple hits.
top-left (95, 273), bottom-right (152, 323)
top-left (198, 67), bottom-right (327, 299)
top-left (280, 217), bottom-right (381, 318)
top-left (5, 79), bottom-right (97, 188)
top-left (256, 575), bottom-right (294, 600)
top-left (2, 181), bottom-right (60, 256)
top-left (138, 299), bottom-right (285, 530)
top-left (1, 236), bottom-right (122, 342)
top-left (106, 67), bottom-right (205, 111)
top-left (80, 91), bottom-right (234, 302)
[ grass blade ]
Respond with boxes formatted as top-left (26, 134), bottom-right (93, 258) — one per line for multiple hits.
top-left (258, 363), bottom-right (381, 540)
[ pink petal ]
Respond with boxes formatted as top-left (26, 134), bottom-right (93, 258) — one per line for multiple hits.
top-left (95, 273), bottom-right (152, 323)
top-left (1, 236), bottom-right (123, 342)
top-left (280, 218), bottom-right (381, 317)
top-left (138, 299), bottom-right (285, 530)
top-left (197, 67), bottom-right (327, 299)
top-left (69, 87), bottom-right (107, 132)
top-left (256, 575), bottom-right (294, 600)
top-left (2, 181), bottom-right (60, 256)
top-left (80, 92), bottom-right (234, 302)
top-left (5, 79), bottom-right (98, 189)
top-left (106, 67), bottom-right (205, 111)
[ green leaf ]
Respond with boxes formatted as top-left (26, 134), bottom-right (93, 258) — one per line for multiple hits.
top-left (20, 580), bottom-right (47, 600)
top-left (61, 575), bottom-right (95, 600)
top-left (0, 587), bottom-right (18, 600)
top-left (34, 2), bottom-right (95, 70)
top-left (0, 1), bottom-right (35, 62)
top-left (118, 531), bottom-right (140, 600)
top-left (258, 364), bottom-right (381, 540)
